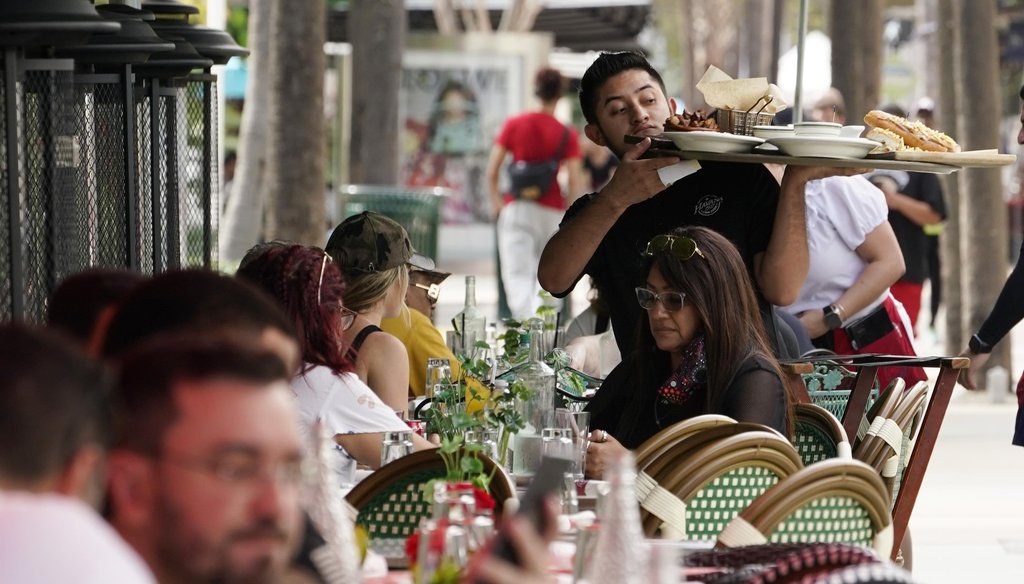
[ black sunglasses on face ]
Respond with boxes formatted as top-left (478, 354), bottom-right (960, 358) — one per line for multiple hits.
top-left (635, 287), bottom-right (686, 312)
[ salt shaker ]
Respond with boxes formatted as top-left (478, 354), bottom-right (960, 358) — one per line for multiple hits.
top-left (380, 430), bottom-right (414, 466)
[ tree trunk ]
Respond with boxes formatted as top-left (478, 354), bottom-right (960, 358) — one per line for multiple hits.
top-left (741, 0), bottom-right (772, 79)
top-left (829, 0), bottom-right (860, 115)
top-left (218, 0), bottom-right (272, 263)
top-left (830, 0), bottom-right (883, 122)
top-left (955, 0), bottom-right (1011, 385)
top-left (934, 0), bottom-right (964, 354)
top-left (349, 0), bottom-right (405, 185)
top-left (652, 0), bottom-right (689, 103)
top-left (770, 0), bottom-right (783, 84)
top-left (860, 0), bottom-right (883, 119)
top-left (264, 0), bottom-right (326, 244)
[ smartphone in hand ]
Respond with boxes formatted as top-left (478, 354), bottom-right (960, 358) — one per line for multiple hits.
top-left (477, 456), bottom-right (571, 574)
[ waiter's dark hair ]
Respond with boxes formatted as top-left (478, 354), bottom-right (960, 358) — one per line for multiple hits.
top-left (579, 51), bottom-right (666, 125)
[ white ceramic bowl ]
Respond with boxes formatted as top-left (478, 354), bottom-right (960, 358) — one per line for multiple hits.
top-left (752, 125), bottom-right (795, 140)
top-left (840, 125), bottom-right (866, 138)
top-left (794, 122), bottom-right (842, 136)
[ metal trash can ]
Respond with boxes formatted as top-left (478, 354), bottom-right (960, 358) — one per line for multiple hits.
top-left (335, 185), bottom-right (449, 260)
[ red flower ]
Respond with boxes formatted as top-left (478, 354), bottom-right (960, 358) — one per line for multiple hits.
top-left (472, 487), bottom-right (495, 512)
top-left (405, 530), bottom-right (420, 563)
top-left (405, 518), bottom-right (452, 566)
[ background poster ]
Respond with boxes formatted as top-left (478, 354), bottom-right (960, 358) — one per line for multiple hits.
top-left (401, 51), bottom-right (523, 223)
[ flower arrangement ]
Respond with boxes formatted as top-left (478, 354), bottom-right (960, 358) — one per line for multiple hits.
top-left (405, 481), bottom-right (496, 584)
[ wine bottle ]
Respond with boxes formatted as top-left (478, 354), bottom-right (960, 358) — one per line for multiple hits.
top-left (452, 275), bottom-right (486, 355)
top-left (511, 320), bottom-right (555, 476)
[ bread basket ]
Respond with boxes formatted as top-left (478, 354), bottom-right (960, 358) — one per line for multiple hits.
top-left (714, 94), bottom-right (775, 136)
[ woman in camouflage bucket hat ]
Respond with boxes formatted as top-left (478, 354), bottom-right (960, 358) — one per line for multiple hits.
top-left (326, 212), bottom-right (413, 416)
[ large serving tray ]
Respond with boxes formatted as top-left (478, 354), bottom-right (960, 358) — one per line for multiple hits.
top-left (631, 134), bottom-right (1016, 175)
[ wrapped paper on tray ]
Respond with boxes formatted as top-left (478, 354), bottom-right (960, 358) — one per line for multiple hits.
top-left (696, 65), bottom-right (788, 113)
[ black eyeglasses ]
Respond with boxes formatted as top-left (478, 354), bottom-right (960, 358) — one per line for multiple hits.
top-left (635, 287), bottom-right (686, 312)
top-left (643, 234), bottom-right (706, 261)
top-left (340, 307), bottom-right (357, 331)
top-left (413, 282), bottom-right (440, 306)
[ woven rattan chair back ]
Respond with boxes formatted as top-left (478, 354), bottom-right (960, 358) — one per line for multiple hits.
top-left (345, 449), bottom-right (513, 540)
top-left (634, 414), bottom-right (736, 471)
top-left (717, 459), bottom-right (894, 558)
top-left (793, 403), bottom-right (851, 466)
top-left (641, 422), bottom-right (780, 482)
top-left (639, 430), bottom-right (802, 539)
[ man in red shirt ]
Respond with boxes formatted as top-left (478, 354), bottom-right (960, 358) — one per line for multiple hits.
top-left (485, 67), bottom-right (584, 318)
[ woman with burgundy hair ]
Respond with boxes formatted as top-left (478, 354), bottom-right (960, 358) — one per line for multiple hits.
top-left (237, 243), bottom-right (431, 474)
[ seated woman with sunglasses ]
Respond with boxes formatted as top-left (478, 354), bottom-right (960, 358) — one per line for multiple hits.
top-left (237, 243), bottom-right (432, 473)
top-left (584, 227), bottom-right (789, 478)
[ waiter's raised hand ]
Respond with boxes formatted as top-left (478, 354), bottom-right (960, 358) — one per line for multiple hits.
top-left (599, 138), bottom-right (681, 209)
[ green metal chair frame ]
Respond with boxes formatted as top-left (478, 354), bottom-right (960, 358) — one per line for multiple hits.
top-left (780, 354), bottom-right (968, 560)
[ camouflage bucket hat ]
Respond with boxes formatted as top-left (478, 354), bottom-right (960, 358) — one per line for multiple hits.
top-left (325, 211), bottom-right (413, 273)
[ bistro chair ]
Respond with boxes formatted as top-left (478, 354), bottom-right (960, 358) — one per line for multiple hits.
top-left (717, 458), bottom-right (894, 558)
top-left (633, 414), bottom-right (736, 471)
top-left (792, 402), bottom-right (851, 466)
top-left (854, 381), bottom-right (929, 503)
top-left (637, 428), bottom-right (802, 539)
top-left (345, 449), bottom-right (514, 543)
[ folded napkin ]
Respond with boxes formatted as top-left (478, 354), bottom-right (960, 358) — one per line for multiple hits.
top-left (575, 479), bottom-right (610, 497)
top-left (696, 65), bottom-right (788, 113)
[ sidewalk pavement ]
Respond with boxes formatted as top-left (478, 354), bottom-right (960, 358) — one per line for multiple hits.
top-left (432, 222), bottom-right (1024, 583)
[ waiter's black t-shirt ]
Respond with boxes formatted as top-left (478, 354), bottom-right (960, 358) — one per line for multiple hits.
top-left (555, 161), bottom-right (780, 357)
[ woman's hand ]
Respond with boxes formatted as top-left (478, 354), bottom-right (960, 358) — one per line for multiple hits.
top-left (798, 309), bottom-right (829, 340)
top-left (584, 429), bottom-right (627, 480)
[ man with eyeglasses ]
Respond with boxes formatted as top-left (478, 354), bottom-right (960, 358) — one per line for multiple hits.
top-left (381, 253), bottom-right (465, 398)
top-left (106, 336), bottom-right (307, 584)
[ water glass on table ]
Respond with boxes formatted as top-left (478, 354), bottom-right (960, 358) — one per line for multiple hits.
top-left (541, 428), bottom-right (579, 514)
top-left (380, 430), bottom-right (414, 466)
top-left (425, 357), bottom-right (452, 397)
top-left (555, 408), bottom-right (591, 480)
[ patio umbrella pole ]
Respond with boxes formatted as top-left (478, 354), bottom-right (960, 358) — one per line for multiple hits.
top-left (793, 0), bottom-right (809, 124)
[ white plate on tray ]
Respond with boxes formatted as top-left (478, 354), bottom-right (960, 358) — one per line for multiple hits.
top-left (661, 131), bottom-right (764, 154)
top-left (767, 135), bottom-right (881, 159)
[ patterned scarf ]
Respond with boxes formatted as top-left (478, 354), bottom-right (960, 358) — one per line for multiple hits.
top-left (657, 332), bottom-right (708, 405)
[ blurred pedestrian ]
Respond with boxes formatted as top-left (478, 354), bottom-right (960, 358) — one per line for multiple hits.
top-left (486, 67), bottom-right (583, 319)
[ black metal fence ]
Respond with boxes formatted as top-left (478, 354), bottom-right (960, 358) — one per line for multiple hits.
top-left (0, 2), bottom-right (243, 323)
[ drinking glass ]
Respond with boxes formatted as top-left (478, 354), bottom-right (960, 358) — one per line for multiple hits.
top-left (555, 409), bottom-right (591, 480)
top-left (380, 430), bottom-right (414, 466)
top-left (425, 358), bottom-right (453, 398)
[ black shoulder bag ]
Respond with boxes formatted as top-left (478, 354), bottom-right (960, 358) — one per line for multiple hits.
top-left (507, 126), bottom-right (570, 201)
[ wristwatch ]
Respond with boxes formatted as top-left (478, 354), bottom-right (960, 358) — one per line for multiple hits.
top-left (823, 304), bottom-right (844, 331)
top-left (969, 334), bottom-right (993, 354)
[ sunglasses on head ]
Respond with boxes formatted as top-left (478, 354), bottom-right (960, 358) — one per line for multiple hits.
top-left (635, 287), bottom-right (686, 312)
top-left (643, 234), bottom-right (706, 261)
top-left (413, 282), bottom-right (440, 306)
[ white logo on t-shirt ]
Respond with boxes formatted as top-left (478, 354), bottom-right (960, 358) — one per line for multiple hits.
top-left (695, 195), bottom-right (722, 217)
